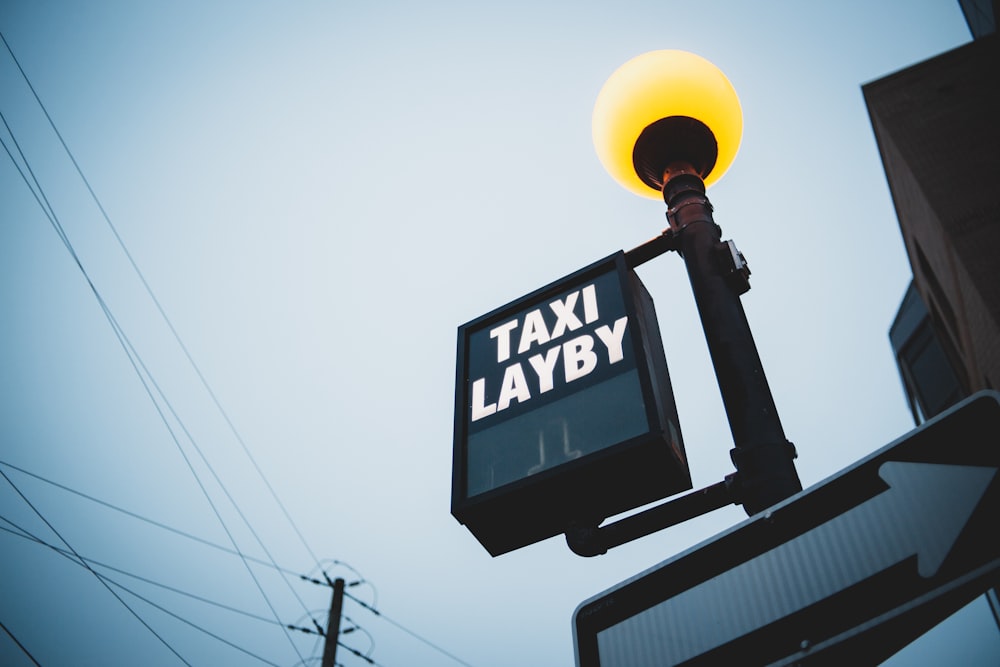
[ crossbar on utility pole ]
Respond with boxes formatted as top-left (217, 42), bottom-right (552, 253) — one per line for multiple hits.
top-left (321, 577), bottom-right (345, 667)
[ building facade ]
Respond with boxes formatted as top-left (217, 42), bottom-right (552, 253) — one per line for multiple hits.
top-left (865, 27), bottom-right (998, 425)
top-left (865, 1), bottom-right (999, 652)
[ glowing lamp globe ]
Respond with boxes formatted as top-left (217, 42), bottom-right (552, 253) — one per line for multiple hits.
top-left (593, 50), bottom-right (743, 198)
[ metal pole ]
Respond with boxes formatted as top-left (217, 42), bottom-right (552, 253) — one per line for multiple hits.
top-left (663, 163), bottom-right (802, 515)
top-left (321, 577), bottom-right (345, 667)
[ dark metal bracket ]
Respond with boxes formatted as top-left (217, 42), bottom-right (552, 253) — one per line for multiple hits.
top-left (565, 474), bottom-right (741, 557)
top-left (625, 228), bottom-right (752, 295)
top-left (624, 229), bottom-right (680, 268)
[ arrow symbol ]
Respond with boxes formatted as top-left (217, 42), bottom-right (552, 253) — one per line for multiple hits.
top-left (597, 462), bottom-right (997, 667)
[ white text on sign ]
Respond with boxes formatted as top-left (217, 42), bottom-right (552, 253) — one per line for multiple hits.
top-left (471, 284), bottom-right (628, 422)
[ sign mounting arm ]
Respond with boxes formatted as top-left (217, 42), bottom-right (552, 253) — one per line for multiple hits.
top-left (566, 475), bottom-right (738, 556)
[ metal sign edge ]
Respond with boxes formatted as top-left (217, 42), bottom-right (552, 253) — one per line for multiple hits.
top-left (573, 389), bottom-right (1000, 666)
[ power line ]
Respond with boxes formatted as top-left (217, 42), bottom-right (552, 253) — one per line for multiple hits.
top-left (0, 618), bottom-right (43, 667)
top-left (337, 640), bottom-right (390, 667)
top-left (304, 573), bottom-right (481, 667)
top-left (2, 31), bottom-right (477, 667)
top-left (106, 574), bottom-right (281, 667)
top-left (0, 458), bottom-right (391, 658)
top-left (298, 576), bottom-right (466, 667)
top-left (0, 519), bottom-right (279, 627)
top-left (339, 589), bottom-right (477, 667)
top-left (2, 30), bottom-right (329, 650)
top-left (341, 616), bottom-right (376, 659)
top-left (0, 119), bottom-right (196, 665)
top-left (0, 516), bottom-right (281, 666)
top-left (286, 609), bottom-right (379, 666)
top-left (1, 27), bottom-right (325, 572)
top-left (0, 120), bottom-right (305, 664)
top-left (0, 467), bottom-right (191, 665)
top-left (0, 457), bottom-right (305, 577)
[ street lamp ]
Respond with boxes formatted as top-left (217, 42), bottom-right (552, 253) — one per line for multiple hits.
top-left (592, 50), bottom-right (801, 521)
top-left (452, 50), bottom-right (805, 558)
top-left (593, 49), bottom-right (742, 195)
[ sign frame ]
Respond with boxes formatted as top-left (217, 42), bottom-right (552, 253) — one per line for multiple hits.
top-left (574, 391), bottom-right (1000, 666)
top-left (452, 251), bottom-right (691, 556)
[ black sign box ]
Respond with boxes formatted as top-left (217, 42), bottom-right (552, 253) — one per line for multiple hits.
top-left (452, 252), bottom-right (691, 556)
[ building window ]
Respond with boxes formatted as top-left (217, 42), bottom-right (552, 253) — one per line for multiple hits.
top-left (890, 283), bottom-right (966, 424)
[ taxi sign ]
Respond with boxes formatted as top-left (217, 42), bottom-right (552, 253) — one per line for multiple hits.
top-left (452, 252), bottom-right (691, 556)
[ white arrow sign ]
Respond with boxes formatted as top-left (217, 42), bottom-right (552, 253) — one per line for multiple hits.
top-left (596, 462), bottom-right (997, 667)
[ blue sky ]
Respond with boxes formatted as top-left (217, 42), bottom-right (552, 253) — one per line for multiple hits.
top-left (1, 1), bottom-right (996, 665)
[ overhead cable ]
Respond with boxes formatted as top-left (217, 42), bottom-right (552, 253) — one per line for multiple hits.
top-left (1, 27), bottom-right (325, 571)
top-left (0, 518), bottom-right (278, 626)
top-left (0, 467), bottom-right (191, 665)
top-left (0, 516), bottom-right (279, 666)
top-left (0, 618), bottom-right (43, 667)
top-left (342, 590), bottom-right (476, 667)
top-left (0, 458), bottom-right (308, 578)
top-left (0, 119), bottom-right (305, 664)
top-left (2, 30), bottom-right (329, 647)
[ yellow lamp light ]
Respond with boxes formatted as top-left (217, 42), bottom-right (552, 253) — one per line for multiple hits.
top-left (593, 50), bottom-right (743, 198)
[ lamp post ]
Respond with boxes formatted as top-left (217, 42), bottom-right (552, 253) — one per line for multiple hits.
top-left (593, 50), bottom-right (801, 517)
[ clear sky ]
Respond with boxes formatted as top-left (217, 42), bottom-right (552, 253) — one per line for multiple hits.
top-left (0, 1), bottom-right (996, 666)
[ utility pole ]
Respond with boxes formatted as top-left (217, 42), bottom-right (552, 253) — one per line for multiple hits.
top-left (321, 577), bottom-right (345, 667)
